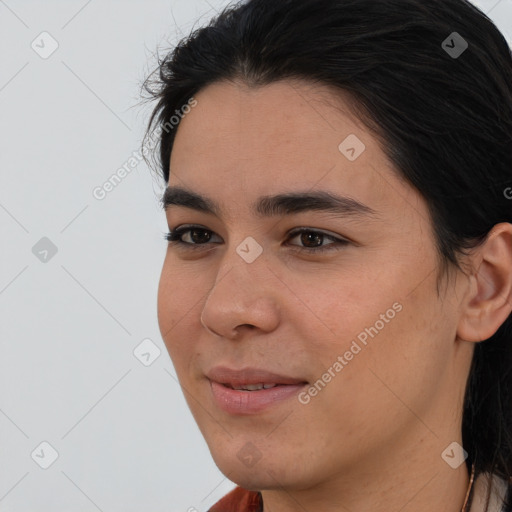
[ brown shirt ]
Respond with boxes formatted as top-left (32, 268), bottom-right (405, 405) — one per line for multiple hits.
top-left (208, 486), bottom-right (262, 512)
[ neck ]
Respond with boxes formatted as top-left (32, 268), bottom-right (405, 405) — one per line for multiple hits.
top-left (261, 428), bottom-right (470, 512)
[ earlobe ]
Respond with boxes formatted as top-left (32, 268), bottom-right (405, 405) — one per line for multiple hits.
top-left (456, 223), bottom-right (512, 343)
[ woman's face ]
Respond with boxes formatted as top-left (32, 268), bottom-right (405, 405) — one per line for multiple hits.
top-left (157, 79), bottom-right (472, 491)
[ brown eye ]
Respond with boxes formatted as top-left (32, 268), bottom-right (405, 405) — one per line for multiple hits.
top-left (286, 228), bottom-right (350, 253)
top-left (164, 226), bottom-right (221, 250)
top-left (164, 226), bottom-right (350, 254)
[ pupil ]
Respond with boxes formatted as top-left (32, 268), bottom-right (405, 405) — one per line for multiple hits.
top-left (191, 229), bottom-right (210, 243)
top-left (302, 232), bottom-right (322, 247)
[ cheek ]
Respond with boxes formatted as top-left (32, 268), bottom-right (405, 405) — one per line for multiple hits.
top-left (323, 282), bottom-right (451, 423)
top-left (157, 263), bottom-right (203, 366)
top-left (296, 260), bottom-right (447, 400)
top-left (157, 258), bottom-right (206, 326)
top-left (280, 267), bottom-right (398, 351)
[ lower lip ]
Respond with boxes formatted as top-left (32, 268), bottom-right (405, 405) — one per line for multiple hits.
top-left (209, 380), bottom-right (307, 415)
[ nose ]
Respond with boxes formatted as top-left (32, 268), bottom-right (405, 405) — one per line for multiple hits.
top-left (200, 253), bottom-right (281, 340)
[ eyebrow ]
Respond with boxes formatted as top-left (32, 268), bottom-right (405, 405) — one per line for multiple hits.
top-left (161, 186), bottom-right (379, 220)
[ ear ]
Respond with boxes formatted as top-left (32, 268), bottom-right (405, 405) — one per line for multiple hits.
top-left (457, 223), bottom-right (512, 343)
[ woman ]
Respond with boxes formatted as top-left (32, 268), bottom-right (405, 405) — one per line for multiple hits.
top-left (142, 0), bottom-right (512, 510)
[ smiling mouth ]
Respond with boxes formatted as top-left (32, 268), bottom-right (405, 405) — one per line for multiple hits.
top-left (221, 382), bottom-right (298, 391)
top-left (206, 366), bottom-right (308, 388)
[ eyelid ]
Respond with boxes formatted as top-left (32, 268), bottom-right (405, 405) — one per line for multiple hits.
top-left (167, 224), bottom-right (348, 240)
top-left (287, 226), bottom-right (349, 241)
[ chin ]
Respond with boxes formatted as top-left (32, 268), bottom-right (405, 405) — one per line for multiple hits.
top-left (210, 447), bottom-right (307, 491)
top-left (216, 465), bottom-right (284, 492)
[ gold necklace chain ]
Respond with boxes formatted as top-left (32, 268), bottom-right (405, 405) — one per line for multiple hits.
top-left (461, 462), bottom-right (476, 512)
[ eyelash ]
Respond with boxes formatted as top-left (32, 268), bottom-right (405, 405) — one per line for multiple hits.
top-left (163, 226), bottom-right (350, 254)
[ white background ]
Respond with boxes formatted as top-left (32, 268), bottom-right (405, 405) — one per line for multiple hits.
top-left (1, 1), bottom-right (511, 510)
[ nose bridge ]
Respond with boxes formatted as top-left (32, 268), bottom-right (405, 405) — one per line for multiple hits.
top-left (214, 228), bottom-right (270, 290)
top-left (200, 240), bottom-right (280, 336)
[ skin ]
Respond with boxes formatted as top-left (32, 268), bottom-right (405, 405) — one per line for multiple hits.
top-left (157, 79), bottom-right (512, 512)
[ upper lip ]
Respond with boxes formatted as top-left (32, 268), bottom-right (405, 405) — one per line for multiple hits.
top-left (206, 366), bottom-right (308, 387)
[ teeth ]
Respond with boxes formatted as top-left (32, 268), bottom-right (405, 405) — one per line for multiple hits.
top-left (231, 383), bottom-right (278, 391)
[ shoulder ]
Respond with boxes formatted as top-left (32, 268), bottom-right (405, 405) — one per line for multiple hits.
top-left (469, 472), bottom-right (511, 512)
top-left (208, 486), bottom-right (262, 512)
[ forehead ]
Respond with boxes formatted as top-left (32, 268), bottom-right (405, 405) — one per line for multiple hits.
top-left (168, 79), bottom-right (421, 222)
top-left (172, 79), bottom-right (369, 166)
